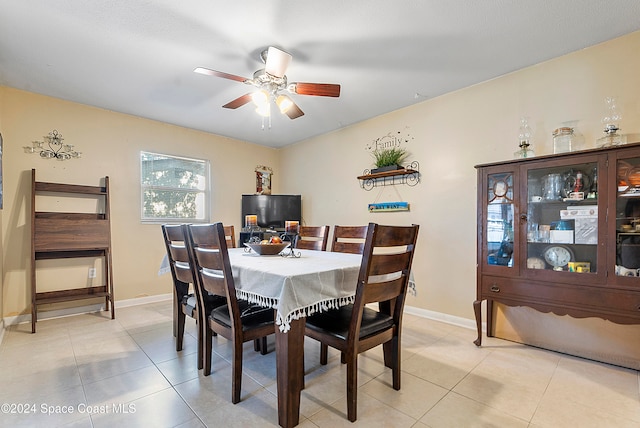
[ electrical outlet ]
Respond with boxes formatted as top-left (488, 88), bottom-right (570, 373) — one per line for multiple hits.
top-left (408, 279), bottom-right (417, 296)
top-left (88, 268), bottom-right (97, 278)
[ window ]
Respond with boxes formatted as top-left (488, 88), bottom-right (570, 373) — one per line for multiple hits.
top-left (140, 151), bottom-right (210, 223)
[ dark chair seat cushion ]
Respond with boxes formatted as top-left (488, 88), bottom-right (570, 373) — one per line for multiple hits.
top-left (211, 300), bottom-right (274, 331)
top-left (202, 292), bottom-right (227, 312)
top-left (306, 304), bottom-right (394, 341)
top-left (182, 292), bottom-right (226, 318)
top-left (181, 294), bottom-right (197, 317)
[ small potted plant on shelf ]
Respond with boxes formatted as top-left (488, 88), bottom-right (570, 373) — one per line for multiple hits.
top-left (371, 147), bottom-right (409, 174)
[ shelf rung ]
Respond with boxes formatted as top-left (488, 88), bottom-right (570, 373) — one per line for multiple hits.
top-left (35, 286), bottom-right (109, 305)
top-left (35, 181), bottom-right (106, 195)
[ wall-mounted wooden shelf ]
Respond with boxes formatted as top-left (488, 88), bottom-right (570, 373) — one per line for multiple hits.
top-left (357, 161), bottom-right (420, 191)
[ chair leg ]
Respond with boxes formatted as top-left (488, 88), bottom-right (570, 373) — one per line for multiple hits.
top-left (173, 290), bottom-right (178, 337)
top-left (392, 336), bottom-right (401, 390)
top-left (231, 339), bottom-right (244, 404)
top-left (301, 351), bottom-right (305, 391)
top-left (382, 339), bottom-right (393, 368)
top-left (196, 316), bottom-right (204, 370)
top-left (320, 343), bottom-right (328, 365)
top-left (346, 353), bottom-right (358, 422)
top-left (176, 311), bottom-right (186, 352)
top-left (259, 336), bottom-right (268, 355)
top-left (254, 338), bottom-right (261, 352)
top-left (203, 326), bottom-right (213, 376)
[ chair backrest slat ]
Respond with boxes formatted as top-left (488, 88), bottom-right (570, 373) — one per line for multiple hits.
top-left (162, 224), bottom-right (193, 285)
top-left (331, 225), bottom-right (368, 254)
top-left (296, 225), bottom-right (329, 251)
top-left (224, 225), bottom-right (236, 248)
top-left (193, 247), bottom-right (227, 296)
top-left (367, 252), bottom-right (413, 276)
top-left (170, 245), bottom-right (192, 283)
top-left (362, 277), bottom-right (405, 305)
top-left (198, 267), bottom-right (227, 297)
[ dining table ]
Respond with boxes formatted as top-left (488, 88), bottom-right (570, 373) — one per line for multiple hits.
top-left (227, 246), bottom-right (363, 428)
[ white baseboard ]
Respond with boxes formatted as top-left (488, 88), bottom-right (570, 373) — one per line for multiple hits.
top-left (0, 296), bottom-right (475, 343)
top-left (0, 318), bottom-right (5, 347)
top-left (2, 293), bottom-right (173, 328)
top-left (115, 293), bottom-right (173, 308)
top-left (404, 305), bottom-right (480, 331)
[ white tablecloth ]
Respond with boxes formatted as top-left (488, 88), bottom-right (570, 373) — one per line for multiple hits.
top-left (228, 248), bottom-right (362, 332)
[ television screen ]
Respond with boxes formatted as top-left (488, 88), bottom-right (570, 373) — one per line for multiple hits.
top-left (241, 194), bottom-right (301, 229)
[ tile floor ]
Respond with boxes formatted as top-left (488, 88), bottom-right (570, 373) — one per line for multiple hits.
top-left (0, 301), bottom-right (639, 427)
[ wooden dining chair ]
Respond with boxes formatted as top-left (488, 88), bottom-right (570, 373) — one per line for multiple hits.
top-left (161, 224), bottom-right (226, 370)
top-left (305, 222), bottom-right (419, 422)
top-left (224, 225), bottom-right (268, 354)
top-left (224, 225), bottom-right (236, 248)
top-left (296, 225), bottom-right (330, 251)
top-left (185, 222), bottom-right (276, 404)
top-left (330, 225), bottom-right (369, 254)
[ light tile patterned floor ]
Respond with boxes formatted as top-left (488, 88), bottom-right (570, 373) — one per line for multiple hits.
top-left (1, 301), bottom-right (639, 427)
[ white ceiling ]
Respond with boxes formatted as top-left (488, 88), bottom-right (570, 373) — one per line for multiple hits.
top-left (1, 1), bottom-right (639, 148)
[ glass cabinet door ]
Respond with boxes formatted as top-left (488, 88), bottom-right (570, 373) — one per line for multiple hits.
top-left (524, 159), bottom-right (599, 275)
top-left (615, 155), bottom-right (640, 278)
top-left (486, 172), bottom-right (515, 268)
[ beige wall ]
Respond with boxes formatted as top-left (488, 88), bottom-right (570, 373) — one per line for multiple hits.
top-left (279, 31), bottom-right (640, 367)
top-left (2, 30), bottom-right (640, 366)
top-left (0, 94), bottom-right (4, 325)
top-left (0, 87), bottom-right (279, 318)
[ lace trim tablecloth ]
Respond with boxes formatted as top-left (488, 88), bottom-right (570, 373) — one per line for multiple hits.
top-left (227, 248), bottom-right (362, 332)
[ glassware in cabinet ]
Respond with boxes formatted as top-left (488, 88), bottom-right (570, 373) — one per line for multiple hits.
top-left (486, 172), bottom-right (515, 268)
top-left (524, 160), bottom-right (599, 274)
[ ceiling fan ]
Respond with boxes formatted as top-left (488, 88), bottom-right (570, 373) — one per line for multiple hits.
top-left (194, 46), bottom-right (340, 120)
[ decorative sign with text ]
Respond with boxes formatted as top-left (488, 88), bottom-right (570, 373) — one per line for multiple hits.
top-left (364, 128), bottom-right (414, 154)
top-left (368, 202), bottom-right (410, 212)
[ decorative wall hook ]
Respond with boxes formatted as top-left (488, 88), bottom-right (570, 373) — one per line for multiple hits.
top-left (24, 130), bottom-right (81, 160)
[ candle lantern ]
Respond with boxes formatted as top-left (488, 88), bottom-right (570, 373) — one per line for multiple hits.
top-left (281, 220), bottom-right (301, 257)
top-left (285, 220), bottom-right (299, 234)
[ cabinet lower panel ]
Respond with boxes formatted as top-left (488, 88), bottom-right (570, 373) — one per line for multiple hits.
top-left (481, 276), bottom-right (640, 316)
top-left (475, 275), bottom-right (640, 346)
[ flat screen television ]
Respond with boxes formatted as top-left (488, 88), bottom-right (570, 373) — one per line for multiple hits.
top-left (241, 194), bottom-right (301, 230)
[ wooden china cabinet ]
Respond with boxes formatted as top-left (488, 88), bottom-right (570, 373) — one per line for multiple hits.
top-left (474, 142), bottom-right (640, 347)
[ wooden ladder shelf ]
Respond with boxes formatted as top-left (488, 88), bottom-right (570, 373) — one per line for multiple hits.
top-left (30, 169), bottom-right (115, 332)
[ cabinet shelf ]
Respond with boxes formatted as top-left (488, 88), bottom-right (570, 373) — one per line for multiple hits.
top-left (357, 161), bottom-right (420, 190)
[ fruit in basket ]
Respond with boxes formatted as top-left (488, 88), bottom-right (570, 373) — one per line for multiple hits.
top-left (260, 239), bottom-right (270, 244)
top-left (269, 236), bottom-right (283, 244)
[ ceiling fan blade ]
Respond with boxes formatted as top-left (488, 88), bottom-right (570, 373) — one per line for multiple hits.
top-left (264, 47), bottom-right (292, 78)
top-left (290, 82), bottom-right (341, 97)
top-left (285, 101), bottom-right (304, 120)
top-left (222, 93), bottom-right (253, 109)
top-left (194, 67), bottom-right (248, 83)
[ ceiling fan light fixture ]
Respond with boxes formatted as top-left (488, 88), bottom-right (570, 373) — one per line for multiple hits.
top-left (196, 46), bottom-right (339, 123)
top-left (251, 90), bottom-right (269, 106)
top-left (276, 95), bottom-right (294, 114)
top-left (264, 47), bottom-right (292, 78)
top-left (255, 100), bottom-right (271, 117)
